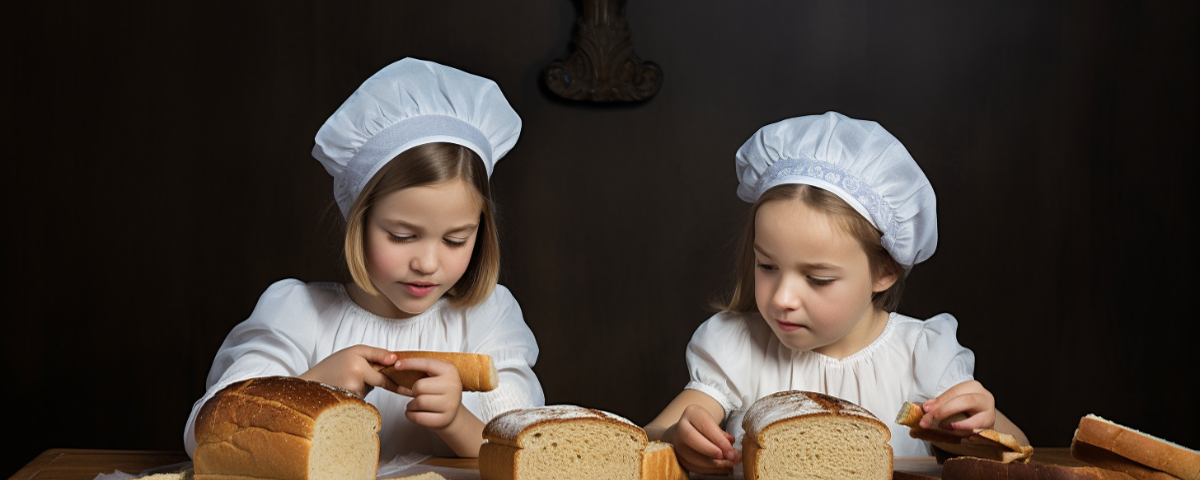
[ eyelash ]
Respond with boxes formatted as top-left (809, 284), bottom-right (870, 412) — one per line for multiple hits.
top-left (756, 261), bottom-right (835, 286)
top-left (388, 233), bottom-right (468, 248)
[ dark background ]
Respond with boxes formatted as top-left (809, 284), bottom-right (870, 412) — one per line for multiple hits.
top-left (3, 0), bottom-right (1197, 475)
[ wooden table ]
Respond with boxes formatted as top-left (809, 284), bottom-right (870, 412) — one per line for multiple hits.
top-left (10, 448), bottom-right (1078, 480)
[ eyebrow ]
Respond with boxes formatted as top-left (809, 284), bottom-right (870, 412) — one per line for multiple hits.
top-left (752, 244), bottom-right (841, 271)
top-left (384, 219), bottom-right (478, 235)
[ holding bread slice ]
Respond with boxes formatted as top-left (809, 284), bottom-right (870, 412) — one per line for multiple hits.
top-left (1071, 414), bottom-right (1200, 480)
top-left (895, 401), bottom-right (1033, 464)
top-left (741, 391), bottom-right (893, 480)
top-left (380, 351), bottom-right (499, 392)
top-left (192, 376), bottom-right (382, 480)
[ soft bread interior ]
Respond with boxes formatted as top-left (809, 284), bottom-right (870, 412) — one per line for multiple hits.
top-left (755, 416), bottom-right (892, 480)
top-left (513, 419), bottom-right (645, 480)
top-left (310, 403), bottom-right (380, 480)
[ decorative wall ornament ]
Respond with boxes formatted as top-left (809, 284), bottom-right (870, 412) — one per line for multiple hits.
top-left (545, 0), bottom-right (663, 102)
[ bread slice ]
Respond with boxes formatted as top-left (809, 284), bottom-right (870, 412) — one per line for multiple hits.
top-left (479, 405), bottom-right (649, 480)
top-left (380, 351), bottom-right (498, 392)
top-left (1071, 438), bottom-right (1180, 480)
top-left (132, 471), bottom-right (194, 480)
top-left (895, 401), bottom-right (1033, 464)
top-left (1074, 414), bottom-right (1199, 480)
top-left (742, 390), bottom-right (893, 480)
top-left (942, 456), bottom-right (1137, 480)
top-left (389, 473), bottom-right (448, 480)
top-left (641, 441), bottom-right (688, 480)
top-left (193, 376), bottom-right (382, 480)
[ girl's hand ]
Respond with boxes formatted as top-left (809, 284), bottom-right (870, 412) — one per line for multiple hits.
top-left (662, 404), bottom-right (742, 474)
top-left (299, 344), bottom-right (400, 398)
top-left (921, 380), bottom-right (996, 435)
top-left (392, 357), bottom-right (464, 430)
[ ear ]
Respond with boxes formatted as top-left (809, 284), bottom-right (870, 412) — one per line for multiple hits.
top-left (872, 263), bottom-right (900, 293)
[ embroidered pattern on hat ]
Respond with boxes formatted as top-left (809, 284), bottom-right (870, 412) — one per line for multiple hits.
top-left (756, 159), bottom-right (900, 256)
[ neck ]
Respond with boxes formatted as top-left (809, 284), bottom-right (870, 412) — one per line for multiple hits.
top-left (813, 308), bottom-right (890, 360)
top-left (345, 282), bottom-right (417, 319)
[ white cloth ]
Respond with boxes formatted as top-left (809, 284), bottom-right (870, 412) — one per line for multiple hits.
top-left (734, 111), bottom-right (937, 269)
top-left (684, 311), bottom-right (974, 457)
top-left (312, 57), bottom-right (521, 218)
top-left (183, 279), bottom-right (544, 460)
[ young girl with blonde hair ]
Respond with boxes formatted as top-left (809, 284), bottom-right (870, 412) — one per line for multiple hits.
top-left (646, 111), bottom-right (1027, 474)
top-left (183, 58), bottom-right (543, 461)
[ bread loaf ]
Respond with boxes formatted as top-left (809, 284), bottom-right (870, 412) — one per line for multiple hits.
top-left (1071, 439), bottom-right (1179, 480)
top-left (641, 441), bottom-right (688, 480)
top-left (942, 456), bottom-right (1137, 480)
top-left (478, 405), bottom-right (648, 480)
top-left (380, 351), bottom-right (498, 392)
top-left (895, 401), bottom-right (1033, 464)
top-left (1073, 414), bottom-right (1199, 480)
top-left (193, 376), bottom-right (382, 480)
top-left (741, 391), bottom-right (893, 480)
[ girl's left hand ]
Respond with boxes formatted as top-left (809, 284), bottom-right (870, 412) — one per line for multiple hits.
top-left (921, 380), bottom-right (996, 435)
top-left (392, 358), bottom-right (464, 430)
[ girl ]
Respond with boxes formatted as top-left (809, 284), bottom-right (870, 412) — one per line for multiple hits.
top-left (646, 111), bottom-right (1028, 474)
top-left (183, 58), bottom-right (544, 461)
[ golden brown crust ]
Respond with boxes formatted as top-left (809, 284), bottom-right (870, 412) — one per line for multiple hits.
top-left (1072, 437), bottom-right (1183, 480)
top-left (942, 456), bottom-right (1137, 480)
top-left (641, 442), bottom-right (689, 480)
top-left (1075, 416), bottom-right (1199, 480)
top-left (478, 442), bottom-right (518, 480)
top-left (481, 406), bottom-right (647, 446)
top-left (742, 433), bottom-right (761, 480)
top-left (380, 351), bottom-right (498, 392)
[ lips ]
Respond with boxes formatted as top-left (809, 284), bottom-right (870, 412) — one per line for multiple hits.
top-left (776, 319), bottom-right (805, 332)
top-left (402, 282), bottom-right (438, 297)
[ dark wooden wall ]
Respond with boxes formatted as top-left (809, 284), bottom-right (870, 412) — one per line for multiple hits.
top-left (3, 1), bottom-right (1197, 475)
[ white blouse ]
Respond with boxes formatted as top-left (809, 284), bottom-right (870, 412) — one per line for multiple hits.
top-left (183, 279), bottom-right (544, 461)
top-left (685, 311), bottom-right (974, 457)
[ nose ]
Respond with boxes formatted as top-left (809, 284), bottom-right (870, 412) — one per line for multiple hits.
top-left (410, 241), bottom-right (439, 275)
top-left (772, 277), bottom-right (802, 313)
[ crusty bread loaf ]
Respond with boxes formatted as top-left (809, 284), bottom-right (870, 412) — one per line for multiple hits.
top-left (380, 351), bottom-right (498, 392)
top-left (895, 401), bottom-right (1033, 464)
top-left (1071, 438), bottom-right (1179, 480)
top-left (641, 441), bottom-right (688, 480)
top-left (479, 405), bottom-right (649, 480)
top-left (193, 376), bottom-right (382, 480)
top-left (1073, 414), bottom-right (1199, 480)
top-left (943, 456), bottom-right (1137, 480)
top-left (741, 391), bottom-right (893, 480)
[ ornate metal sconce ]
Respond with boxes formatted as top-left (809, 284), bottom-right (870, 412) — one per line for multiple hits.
top-left (545, 0), bottom-right (663, 102)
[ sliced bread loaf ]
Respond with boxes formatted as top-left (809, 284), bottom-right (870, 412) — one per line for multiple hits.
top-left (1073, 414), bottom-right (1199, 480)
top-left (193, 376), bottom-right (382, 480)
top-left (479, 405), bottom-right (648, 480)
top-left (942, 456), bottom-right (1136, 480)
top-left (742, 390), bottom-right (893, 480)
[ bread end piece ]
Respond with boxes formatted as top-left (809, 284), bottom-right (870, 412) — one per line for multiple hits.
top-left (1073, 415), bottom-right (1200, 480)
top-left (382, 351), bottom-right (498, 392)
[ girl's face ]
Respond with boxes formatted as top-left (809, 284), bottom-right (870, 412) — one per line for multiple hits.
top-left (361, 179), bottom-right (482, 318)
top-left (753, 199), bottom-right (895, 359)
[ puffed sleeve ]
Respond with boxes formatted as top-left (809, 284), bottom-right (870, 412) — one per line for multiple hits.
top-left (183, 279), bottom-right (322, 457)
top-left (465, 285), bottom-right (545, 422)
top-left (911, 313), bottom-right (976, 401)
top-left (684, 312), bottom-right (758, 417)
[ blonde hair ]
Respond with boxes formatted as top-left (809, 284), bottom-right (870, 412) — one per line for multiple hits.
top-left (721, 184), bottom-right (904, 313)
top-left (343, 142), bottom-right (500, 308)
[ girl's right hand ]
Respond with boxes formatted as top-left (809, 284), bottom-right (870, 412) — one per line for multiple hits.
top-left (661, 404), bottom-right (742, 474)
top-left (299, 344), bottom-right (400, 398)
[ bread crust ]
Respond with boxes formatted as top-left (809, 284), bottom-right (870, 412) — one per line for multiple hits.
top-left (641, 442), bottom-right (689, 480)
top-left (942, 456), bottom-right (1137, 480)
top-left (1075, 415), bottom-right (1199, 480)
top-left (481, 405), bottom-right (648, 447)
top-left (380, 351), bottom-right (499, 392)
top-left (192, 376), bottom-right (381, 480)
top-left (478, 442), bottom-right (519, 480)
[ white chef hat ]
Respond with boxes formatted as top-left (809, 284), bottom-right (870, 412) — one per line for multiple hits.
top-left (735, 111), bottom-right (937, 269)
top-left (312, 58), bottom-right (521, 218)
